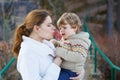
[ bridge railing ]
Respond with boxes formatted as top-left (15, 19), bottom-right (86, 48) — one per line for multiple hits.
top-left (0, 57), bottom-right (16, 80)
top-left (83, 16), bottom-right (120, 80)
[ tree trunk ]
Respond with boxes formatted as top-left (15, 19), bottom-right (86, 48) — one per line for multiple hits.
top-left (117, 0), bottom-right (120, 32)
top-left (0, 26), bottom-right (3, 41)
top-left (105, 0), bottom-right (114, 38)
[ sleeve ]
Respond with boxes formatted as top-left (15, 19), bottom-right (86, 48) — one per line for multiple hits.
top-left (42, 63), bottom-right (61, 80)
top-left (56, 47), bottom-right (85, 63)
top-left (18, 54), bottom-right (60, 80)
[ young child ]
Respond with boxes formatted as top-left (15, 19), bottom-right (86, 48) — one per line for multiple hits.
top-left (52, 13), bottom-right (91, 80)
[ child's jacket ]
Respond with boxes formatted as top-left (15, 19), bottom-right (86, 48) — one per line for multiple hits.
top-left (56, 31), bottom-right (91, 72)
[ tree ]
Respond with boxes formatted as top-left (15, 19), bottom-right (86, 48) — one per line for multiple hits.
top-left (117, 0), bottom-right (120, 32)
top-left (39, 0), bottom-right (66, 26)
top-left (0, 0), bottom-right (15, 41)
top-left (105, 0), bottom-right (114, 38)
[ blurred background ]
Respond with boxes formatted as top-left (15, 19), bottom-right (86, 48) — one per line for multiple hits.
top-left (0, 0), bottom-right (120, 80)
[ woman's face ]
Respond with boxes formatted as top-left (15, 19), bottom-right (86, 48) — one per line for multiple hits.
top-left (59, 24), bottom-right (76, 40)
top-left (38, 16), bottom-right (55, 40)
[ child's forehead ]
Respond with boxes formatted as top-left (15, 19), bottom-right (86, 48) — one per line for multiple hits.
top-left (58, 24), bottom-right (72, 29)
top-left (59, 24), bottom-right (68, 27)
top-left (58, 24), bottom-right (66, 29)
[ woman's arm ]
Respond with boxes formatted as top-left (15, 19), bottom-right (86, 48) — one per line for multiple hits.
top-left (70, 69), bottom-right (85, 80)
top-left (18, 54), bottom-right (61, 80)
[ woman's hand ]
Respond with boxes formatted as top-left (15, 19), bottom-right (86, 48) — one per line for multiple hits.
top-left (53, 56), bottom-right (62, 66)
top-left (70, 69), bottom-right (85, 80)
top-left (69, 73), bottom-right (80, 80)
top-left (50, 39), bottom-right (57, 44)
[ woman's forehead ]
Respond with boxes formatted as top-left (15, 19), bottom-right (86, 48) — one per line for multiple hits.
top-left (43, 16), bottom-right (52, 24)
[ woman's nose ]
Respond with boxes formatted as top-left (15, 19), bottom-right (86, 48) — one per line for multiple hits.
top-left (52, 25), bottom-right (56, 30)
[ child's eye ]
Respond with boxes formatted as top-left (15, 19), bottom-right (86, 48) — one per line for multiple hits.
top-left (63, 27), bottom-right (67, 29)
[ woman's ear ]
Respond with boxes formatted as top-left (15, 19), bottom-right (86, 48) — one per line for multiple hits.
top-left (33, 25), bottom-right (40, 32)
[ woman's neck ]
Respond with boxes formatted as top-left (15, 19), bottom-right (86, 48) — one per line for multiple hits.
top-left (29, 34), bottom-right (44, 42)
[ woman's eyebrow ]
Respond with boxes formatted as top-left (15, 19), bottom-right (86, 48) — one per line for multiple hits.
top-left (48, 22), bottom-right (54, 25)
top-left (47, 22), bottom-right (52, 24)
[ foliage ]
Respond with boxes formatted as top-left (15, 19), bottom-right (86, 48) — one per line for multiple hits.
top-left (0, 40), bottom-right (21, 80)
top-left (91, 27), bottom-right (120, 80)
top-left (40, 0), bottom-right (66, 26)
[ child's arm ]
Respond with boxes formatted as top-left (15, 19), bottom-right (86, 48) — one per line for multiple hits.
top-left (56, 48), bottom-right (86, 63)
top-left (56, 42), bottom-right (88, 63)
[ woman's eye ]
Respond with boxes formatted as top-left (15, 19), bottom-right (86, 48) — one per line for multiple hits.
top-left (48, 25), bottom-right (51, 27)
top-left (59, 28), bottom-right (61, 30)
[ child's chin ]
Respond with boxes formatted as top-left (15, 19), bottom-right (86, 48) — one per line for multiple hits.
top-left (63, 37), bottom-right (67, 40)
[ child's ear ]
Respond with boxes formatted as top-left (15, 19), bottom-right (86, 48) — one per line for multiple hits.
top-left (74, 26), bottom-right (78, 33)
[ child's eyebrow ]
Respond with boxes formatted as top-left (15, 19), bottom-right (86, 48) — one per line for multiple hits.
top-left (48, 22), bottom-right (52, 24)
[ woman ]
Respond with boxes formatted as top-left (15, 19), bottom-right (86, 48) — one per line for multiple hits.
top-left (12, 9), bottom-right (81, 80)
top-left (12, 9), bottom-right (62, 80)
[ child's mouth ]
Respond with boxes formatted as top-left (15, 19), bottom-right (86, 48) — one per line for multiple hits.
top-left (61, 33), bottom-right (65, 36)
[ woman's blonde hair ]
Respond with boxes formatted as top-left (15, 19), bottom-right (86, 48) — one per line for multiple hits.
top-left (12, 9), bottom-right (49, 57)
top-left (57, 12), bottom-right (82, 33)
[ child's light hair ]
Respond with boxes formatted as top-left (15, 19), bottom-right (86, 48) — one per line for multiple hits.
top-left (57, 12), bottom-right (82, 33)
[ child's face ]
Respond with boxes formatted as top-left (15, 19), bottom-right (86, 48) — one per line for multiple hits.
top-left (59, 24), bottom-right (77, 40)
